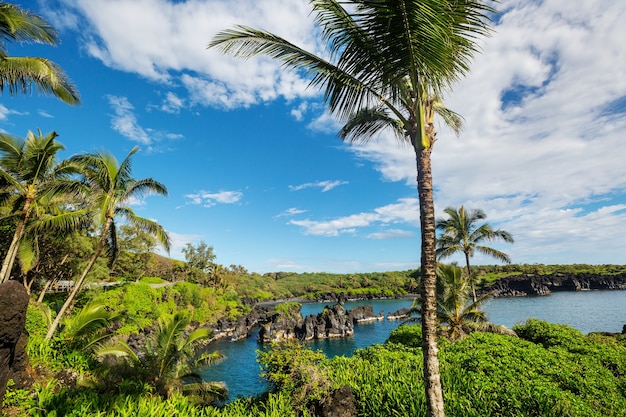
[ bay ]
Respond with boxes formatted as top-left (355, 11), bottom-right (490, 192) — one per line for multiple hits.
top-left (201, 289), bottom-right (626, 400)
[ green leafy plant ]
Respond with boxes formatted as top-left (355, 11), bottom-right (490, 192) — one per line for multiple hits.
top-left (96, 312), bottom-right (226, 402)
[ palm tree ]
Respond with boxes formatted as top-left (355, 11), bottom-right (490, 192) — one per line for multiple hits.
top-left (0, 130), bottom-right (85, 283)
top-left (209, 1), bottom-right (494, 414)
top-left (411, 264), bottom-right (515, 341)
top-left (436, 206), bottom-right (514, 302)
top-left (45, 147), bottom-right (171, 340)
top-left (96, 312), bottom-right (227, 401)
top-left (0, 2), bottom-right (80, 104)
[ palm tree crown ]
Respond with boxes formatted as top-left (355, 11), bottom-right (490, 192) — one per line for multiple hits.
top-left (436, 205), bottom-right (514, 301)
top-left (45, 147), bottom-right (170, 340)
top-left (210, 2), bottom-right (494, 415)
top-left (0, 2), bottom-right (80, 104)
top-left (0, 130), bottom-right (84, 283)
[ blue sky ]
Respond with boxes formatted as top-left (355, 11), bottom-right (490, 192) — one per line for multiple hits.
top-left (3, 0), bottom-right (626, 274)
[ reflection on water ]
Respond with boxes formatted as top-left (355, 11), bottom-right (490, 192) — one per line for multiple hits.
top-left (202, 290), bottom-right (626, 400)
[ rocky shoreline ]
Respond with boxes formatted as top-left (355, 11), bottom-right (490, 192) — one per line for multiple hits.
top-left (481, 272), bottom-right (626, 297)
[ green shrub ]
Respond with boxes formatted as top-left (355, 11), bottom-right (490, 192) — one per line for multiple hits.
top-left (139, 276), bottom-right (166, 284)
top-left (386, 324), bottom-right (422, 348)
top-left (259, 341), bottom-right (330, 409)
top-left (514, 318), bottom-right (585, 348)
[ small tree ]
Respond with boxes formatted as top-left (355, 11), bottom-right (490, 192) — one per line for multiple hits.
top-left (181, 240), bottom-right (216, 285)
top-left (411, 264), bottom-right (516, 341)
top-left (436, 206), bottom-right (514, 301)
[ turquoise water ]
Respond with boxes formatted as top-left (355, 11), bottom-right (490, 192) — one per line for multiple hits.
top-left (201, 290), bottom-right (626, 400)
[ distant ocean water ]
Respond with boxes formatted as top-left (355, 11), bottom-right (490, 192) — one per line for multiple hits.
top-left (201, 289), bottom-right (626, 400)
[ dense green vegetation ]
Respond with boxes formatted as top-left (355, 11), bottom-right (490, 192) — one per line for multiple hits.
top-left (7, 319), bottom-right (626, 416)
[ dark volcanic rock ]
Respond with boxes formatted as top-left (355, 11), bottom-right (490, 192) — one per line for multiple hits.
top-left (0, 281), bottom-right (30, 404)
top-left (258, 303), bottom-right (358, 343)
top-left (258, 307), bottom-right (304, 343)
top-left (482, 272), bottom-right (626, 297)
top-left (388, 307), bottom-right (412, 320)
top-left (346, 305), bottom-right (383, 323)
top-left (319, 385), bottom-right (358, 417)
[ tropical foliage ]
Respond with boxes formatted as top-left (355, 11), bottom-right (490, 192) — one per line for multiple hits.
top-left (436, 206), bottom-right (514, 301)
top-left (96, 312), bottom-right (227, 402)
top-left (0, 2), bottom-right (80, 104)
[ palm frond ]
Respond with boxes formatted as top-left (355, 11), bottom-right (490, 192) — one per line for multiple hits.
top-left (476, 245), bottom-right (512, 264)
top-left (0, 58), bottom-right (80, 104)
top-left (122, 210), bottom-right (171, 253)
top-left (0, 3), bottom-right (58, 45)
top-left (340, 106), bottom-right (405, 143)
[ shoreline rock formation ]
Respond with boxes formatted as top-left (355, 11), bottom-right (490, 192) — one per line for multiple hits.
top-left (481, 272), bottom-right (626, 297)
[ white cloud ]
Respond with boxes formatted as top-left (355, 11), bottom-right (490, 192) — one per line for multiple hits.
top-left (38, 110), bottom-right (53, 118)
top-left (311, 0), bottom-right (626, 264)
top-left (160, 92), bottom-right (185, 114)
top-left (185, 190), bottom-right (243, 207)
top-left (290, 102), bottom-right (308, 121)
top-left (289, 180), bottom-right (348, 192)
top-left (367, 229), bottom-right (414, 240)
top-left (274, 208), bottom-right (307, 218)
top-left (289, 198), bottom-right (419, 236)
top-left (59, 0), bottom-right (319, 108)
top-left (107, 95), bottom-right (184, 147)
top-left (107, 95), bottom-right (152, 145)
top-left (0, 105), bottom-right (26, 121)
top-left (307, 110), bottom-right (343, 134)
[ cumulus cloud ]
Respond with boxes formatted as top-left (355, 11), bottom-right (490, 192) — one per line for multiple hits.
top-left (57, 0), bottom-right (319, 108)
top-left (185, 190), bottom-right (243, 207)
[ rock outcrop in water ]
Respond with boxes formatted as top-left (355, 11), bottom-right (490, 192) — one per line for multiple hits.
top-left (482, 272), bottom-right (626, 297)
top-left (256, 303), bottom-right (384, 343)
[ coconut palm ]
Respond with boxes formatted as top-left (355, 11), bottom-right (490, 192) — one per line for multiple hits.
top-left (411, 264), bottom-right (515, 341)
top-left (96, 312), bottom-right (227, 401)
top-left (0, 130), bottom-right (85, 283)
top-left (45, 147), bottom-right (171, 340)
top-left (436, 205), bottom-right (514, 302)
top-left (209, 1), bottom-right (493, 414)
top-left (0, 2), bottom-right (79, 104)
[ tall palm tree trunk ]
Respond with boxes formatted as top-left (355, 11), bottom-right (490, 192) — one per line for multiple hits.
top-left (465, 252), bottom-right (477, 302)
top-left (416, 145), bottom-right (445, 417)
top-left (45, 220), bottom-right (110, 340)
